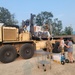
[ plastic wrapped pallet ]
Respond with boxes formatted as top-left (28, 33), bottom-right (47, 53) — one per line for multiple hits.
top-left (53, 53), bottom-right (61, 63)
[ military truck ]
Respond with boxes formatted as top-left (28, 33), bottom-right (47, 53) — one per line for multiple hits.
top-left (0, 24), bottom-right (48, 63)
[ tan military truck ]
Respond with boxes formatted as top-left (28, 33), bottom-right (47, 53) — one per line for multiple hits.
top-left (0, 24), bottom-right (48, 63)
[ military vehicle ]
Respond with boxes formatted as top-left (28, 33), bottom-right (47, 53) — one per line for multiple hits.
top-left (0, 23), bottom-right (50, 63)
top-left (0, 14), bottom-right (53, 63)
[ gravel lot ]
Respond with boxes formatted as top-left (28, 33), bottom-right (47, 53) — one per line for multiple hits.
top-left (0, 45), bottom-right (75, 75)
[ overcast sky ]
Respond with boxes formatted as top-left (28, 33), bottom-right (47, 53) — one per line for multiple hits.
top-left (0, 0), bottom-right (75, 31)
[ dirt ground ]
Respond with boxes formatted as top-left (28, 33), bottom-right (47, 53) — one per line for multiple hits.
top-left (0, 45), bottom-right (75, 75)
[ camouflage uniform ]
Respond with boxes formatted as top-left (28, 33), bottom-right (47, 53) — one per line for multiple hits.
top-left (46, 40), bottom-right (53, 58)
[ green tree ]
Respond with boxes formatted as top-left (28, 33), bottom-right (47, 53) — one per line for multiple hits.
top-left (0, 7), bottom-right (18, 25)
top-left (64, 26), bottom-right (73, 35)
top-left (52, 18), bottom-right (62, 35)
top-left (35, 11), bottom-right (53, 26)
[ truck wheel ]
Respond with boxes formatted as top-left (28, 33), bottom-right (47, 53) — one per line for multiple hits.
top-left (53, 42), bottom-right (60, 53)
top-left (0, 45), bottom-right (17, 63)
top-left (19, 44), bottom-right (34, 59)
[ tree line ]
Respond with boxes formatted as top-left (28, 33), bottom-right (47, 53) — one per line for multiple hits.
top-left (0, 7), bottom-right (73, 35)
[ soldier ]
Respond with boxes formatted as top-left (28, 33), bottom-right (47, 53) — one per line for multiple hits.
top-left (46, 37), bottom-right (53, 59)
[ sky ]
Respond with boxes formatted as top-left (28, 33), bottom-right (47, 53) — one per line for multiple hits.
top-left (0, 0), bottom-right (75, 31)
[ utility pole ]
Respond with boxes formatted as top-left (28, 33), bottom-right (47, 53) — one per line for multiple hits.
top-left (49, 19), bottom-right (52, 36)
top-left (30, 13), bottom-right (36, 37)
top-left (50, 24), bottom-right (52, 35)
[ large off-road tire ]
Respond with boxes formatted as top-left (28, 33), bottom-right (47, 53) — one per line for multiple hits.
top-left (52, 42), bottom-right (61, 53)
top-left (19, 43), bottom-right (34, 59)
top-left (0, 45), bottom-right (17, 63)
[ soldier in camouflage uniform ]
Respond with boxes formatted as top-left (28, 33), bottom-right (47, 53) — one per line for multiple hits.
top-left (46, 37), bottom-right (53, 59)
